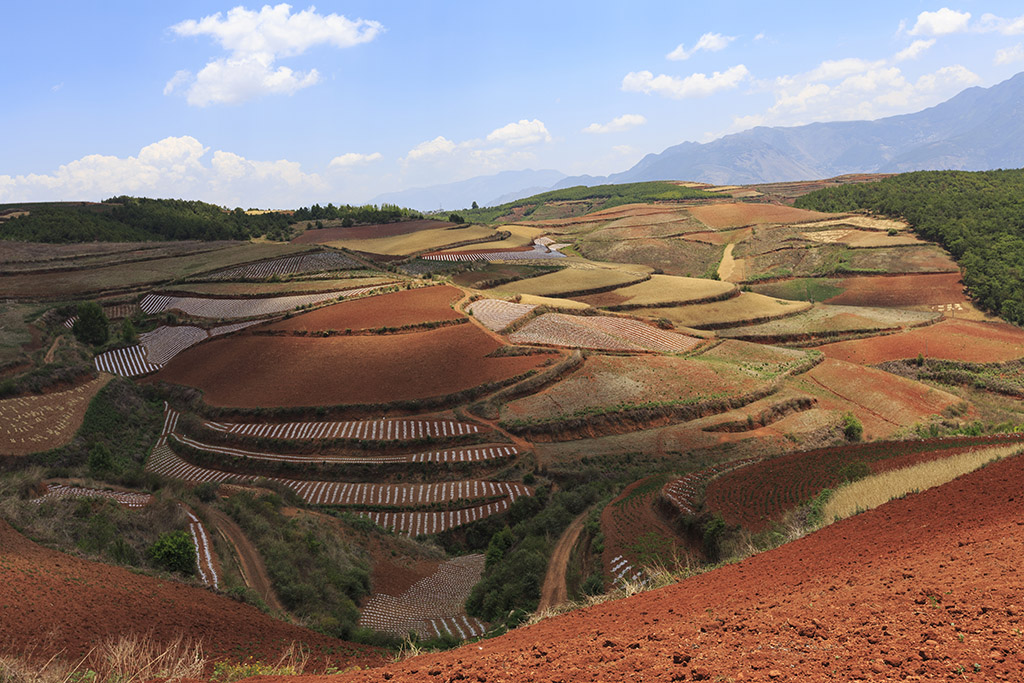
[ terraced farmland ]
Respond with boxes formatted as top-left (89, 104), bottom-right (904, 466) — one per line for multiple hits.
top-left (716, 305), bottom-right (939, 342)
top-left (423, 244), bottom-right (567, 262)
top-left (660, 458), bottom-right (760, 517)
top-left (94, 321), bottom-right (261, 377)
top-left (641, 293), bottom-right (812, 330)
top-left (203, 416), bottom-right (483, 441)
top-left (139, 285), bottom-right (383, 319)
top-left (467, 299), bottom-right (537, 331)
top-left (198, 251), bottom-right (363, 280)
top-left (262, 285), bottom-right (464, 332)
top-left (573, 274), bottom-right (737, 310)
top-left (31, 483), bottom-right (153, 509)
top-left (818, 318), bottom-right (1024, 364)
top-left (0, 375), bottom-right (112, 455)
top-left (497, 267), bottom-right (649, 298)
top-left (509, 313), bottom-right (702, 352)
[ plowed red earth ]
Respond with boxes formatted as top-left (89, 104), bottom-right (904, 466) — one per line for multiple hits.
top-left (152, 325), bottom-right (546, 407)
top-left (263, 285), bottom-right (464, 332)
top-left (819, 319), bottom-right (1024, 364)
top-left (292, 220), bottom-right (455, 243)
top-left (688, 203), bottom-right (833, 229)
top-left (279, 453), bottom-right (1024, 683)
top-left (824, 273), bottom-right (967, 307)
top-left (0, 520), bottom-right (383, 671)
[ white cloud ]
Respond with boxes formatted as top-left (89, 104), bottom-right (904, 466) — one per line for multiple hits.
top-left (405, 136), bottom-right (458, 162)
top-left (582, 114), bottom-right (647, 134)
top-left (995, 43), bottom-right (1024, 64)
top-left (486, 119), bottom-right (551, 146)
top-left (167, 4), bottom-right (382, 106)
top-left (979, 13), bottom-right (1024, 35)
top-left (51, 82), bottom-right (64, 92)
top-left (329, 152), bottom-right (383, 168)
top-left (622, 65), bottom-right (749, 99)
top-left (0, 136), bottom-right (326, 208)
top-left (909, 8), bottom-right (971, 36)
top-left (895, 39), bottom-right (936, 61)
top-left (666, 32), bottom-right (736, 61)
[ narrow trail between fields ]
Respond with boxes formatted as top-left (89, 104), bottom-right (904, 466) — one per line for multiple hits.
top-left (717, 243), bottom-right (736, 281)
top-left (537, 510), bottom-right (588, 612)
top-left (199, 503), bottom-right (287, 614)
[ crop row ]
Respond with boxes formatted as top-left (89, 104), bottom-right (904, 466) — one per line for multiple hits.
top-left (467, 299), bottom-right (537, 332)
top-left (139, 285), bottom-right (380, 319)
top-left (94, 321), bottom-right (261, 377)
top-left (182, 506), bottom-right (219, 589)
top-left (358, 500), bottom-right (513, 537)
top-left (509, 312), bottom-right (699, 353)
top-left (93, 345), bottom-right (161, 377)
top-left (203, 416), bottom-right (483, 441)
top-left (423, 244), bottom-right (567, 262)
top-left (31, 483), bottom-right (153, 509)
top-left (199, 251), bottom-right (362, 280)
top-left (661, 458), bottom-right (761, 517)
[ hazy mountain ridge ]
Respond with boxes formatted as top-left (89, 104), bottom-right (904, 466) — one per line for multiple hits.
top-left (372, 169), bottom-right (567, 212)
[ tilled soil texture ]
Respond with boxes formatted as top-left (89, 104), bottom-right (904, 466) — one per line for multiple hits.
top-left (818, 318), bottom-right (1024, 364)
top-left (152, 324), bottom-right (549, 408)
top-left (0, 374), bottom-right (112, 455)
top-left (263, 285), bottom-right (464, 332)
top-left (822, 272), bottom-right (969, 308)
top-left (282, 450), bottom-right (1024, 683)
top-left (687, 203), bottom-right (835, 229)
top-left (0, 519), bottom-right (383, 671)
top-left (291, 220), bottom-right (456, 243)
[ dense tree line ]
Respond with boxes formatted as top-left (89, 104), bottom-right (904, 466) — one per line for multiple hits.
top-left (0, 196), bottom-right (294, 243)
top-left (291, 202), bottom-right (423, 224)
top-left (795, 169), bottom-right (1024, 325)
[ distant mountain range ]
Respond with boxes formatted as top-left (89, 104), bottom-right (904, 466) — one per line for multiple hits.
top-left (376, 71), bottom-right (1024, 210)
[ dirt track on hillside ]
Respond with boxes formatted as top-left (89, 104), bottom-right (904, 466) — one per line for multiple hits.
top-left (538, 511), bottom-right (587, 611)
top-left (273, 449), bottom-right (1024, 682)
top-left (200, 503), bottom-right (286, 613)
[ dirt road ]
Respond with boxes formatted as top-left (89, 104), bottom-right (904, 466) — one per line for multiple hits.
top-left (200, 503), bottom-right (286, 614)
top-left (537, 510), bottom-right (587, 611)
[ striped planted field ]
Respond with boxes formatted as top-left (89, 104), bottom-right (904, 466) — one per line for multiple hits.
top-left (203, 417), bottom-right (483, 441)
top-left (359, 554), bottom-right (487, 640)
top-left (467, 299), bottom-right (537, 332)
top-left (660, 458), bottom-right (760, 517)
top-left (0, 375), bottom-right (112, 456)
top-left (94, 346), bottom-right (160, 377)
top-left (423, 244), bottom-right (567, 262)
top-left (509, 313), bottom-right (702, 353)
top-left (31, 483), bottom-right (153, 509)
top-left (139, 285), bottom-right (383, 319)
top-left (199, 251), bottom-right (363, 280)
top-left (94, 321), bottom-right (260, 377)
top-left (182, 506), bottom-right (219, 589)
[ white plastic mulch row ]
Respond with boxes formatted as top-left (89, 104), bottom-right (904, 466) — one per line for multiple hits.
top-left (93, 345), bottom-right (161, 377)
top-left (200, 251), bottom-right (362, 280)
top-left (510, 313), bottom-right (701, 353)
top-left (31, 483), bottom-right (153, 508)
top-left (93, 321), bottom-right (260, 377)
top-left (359, 554), bottom-right (487, 640)
top-left (286, 479), bottom-right (528, 507)
top-left (661, 457), bottom-right (760, 517)
top-left (171, 433), bottom-right (517, 465)
top-left (609, 554), bottom-right (646, 587)
top-left (422, 244), bottom-right (567, 262)
top-left (139, 285), bottom-right (381, 319)
top-left (203, 417), bottom-right (482, 441)
top-left (467, 299), bottom-right (537, 332)
top-left (183, 507), bottom-right (219, 589)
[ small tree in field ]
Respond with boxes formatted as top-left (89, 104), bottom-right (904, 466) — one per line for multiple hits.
top-left (72, 302), bottom-right (109, 346)
top-left (148, 530), bottom-right (196, 575)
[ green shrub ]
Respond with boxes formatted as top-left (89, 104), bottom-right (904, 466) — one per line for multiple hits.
top-left (72, 302), bottom-right (109, 346)
top-left (148, 530), bottom-right (196, 575)
top-left (842, 413), bottom-right (863, 442)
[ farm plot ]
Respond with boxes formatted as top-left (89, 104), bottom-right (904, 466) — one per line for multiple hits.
top-left (467, 299), bottom-right (537, 331)
top-left (716, 304), bottom-right (939, 342)
top-left (704, 434), bottom-right (1024, 532)
top-left (358, 499), bottom-right (519, 537)
top-left (423, 243), bottom-right (567, 262)
top-left (496, 267), bottom-right (649, 298)
top-left (139, 325), bottom-right (208, 365)
top-left (152, 324), bottom-right (549, 408)
top-left (508, 313), bottom-right (701, 352)
top-left (601, 476), bottom-right (685, 586)
top-left (171, 433), bottom-right (517, 465)
top-left (448, 224), bottom-right (546, 252)
top-left (0, 374), bottom-right (112, 455)
top-left (31, 483), bottom-right (153, 508)
top-left (292, 219), bottom-right (457, 243)
top-left (821, 272), bottom-right (969, 309)
top-left (163, 276), bottom-right (394, 296)
top-left (359, 554), bottom-right (487, 640)
top-left (661, 458), bottom-right (760, 517)
top-left (321, 225), bottom-right (498, 257)
top-left (197, 251), bottom-right (363, 280)
top-left (687, 203), bottom-right (835, 229)
top-left (182, 506), bottom-right (219, 589)
top-left (139, 286), bottom-right (381, 319)
top-left (573, 275), bottom-right (737, 310)
top-left (577, 236), bottom-right (723, 278)
top-left (695, 339), bottom-right (815, 376)
top-left (203, 416), bottom-right (483, 441)
top-left (262, 285), bottom-right (464, 332)
top-left (94, 345), bottom-right (160, 376)
top-left (843, 245), bottom-right (959, 273)
top-left (801, 229), bottom-right (924, 247)
top-left (640, 293), bottom-right (811, 329)
top-left (95, 321), bottom-right (261, 377)
top-left (818, 318), bottom-right (1024, 364)
top-left (500, 353), bottom-right (771, 423)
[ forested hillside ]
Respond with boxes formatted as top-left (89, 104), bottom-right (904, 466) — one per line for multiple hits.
top-left (795, 169), bottom-right (1024, 325)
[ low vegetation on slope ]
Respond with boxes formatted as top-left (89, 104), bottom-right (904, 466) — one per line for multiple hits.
top-left (795, 169), bottom-right (1024, 324)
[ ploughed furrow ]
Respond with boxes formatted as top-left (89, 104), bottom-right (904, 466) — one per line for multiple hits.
top-left (358, 499), bottom-right (515, 537)
top-left (281, 480), bottom-right (529, 507)
top-left (183, 506), bottom-right (219, 589)
top-left (359, 554), bottom-right (487, 640)
top-left (93, 345), bottom-right (161, 377)
top-left (31, 483), bottom-right (153, 509)
top-left (200, 251), bottom-right (362, 280)
top-left (467, 299), bottom-right (537, 332)
top-left (423, 244), bottom-right (567, 262)
top-left (202, 417), bottom-right (483, 441)
top-left (138, 285), bottom-right (382, 320)
top-left (172, 433), bottom-right (517, 464)
top-left (140, 326), bottom-right (209, 366)
top-left (661, 457), bottom-right (761, 517)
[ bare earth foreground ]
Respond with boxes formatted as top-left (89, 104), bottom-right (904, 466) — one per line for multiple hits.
top-left (272, 453), bottom-right (1024, 683)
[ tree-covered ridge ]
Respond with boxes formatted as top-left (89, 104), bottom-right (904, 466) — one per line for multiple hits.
top-left (461, 181), bottom-right (725, 223)
top-left (291, 202), bottom-right (423, 224)
top-left (0, 197), bottom-right (295, 243)
top-left (795, 169), bottom-right (1024, 325)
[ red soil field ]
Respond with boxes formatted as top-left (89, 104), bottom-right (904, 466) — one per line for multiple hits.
top-left (688, 202), bottom-right (833, 229)
top-left (423, 246), bottom-right (535, 256)
top-left (819, 318), bottom-right (1024, 364)
top-left (824, 272), bottom-right (967, 307)
top-left (152, 324), bottom-right (548, 407)
top-left (263, 285), bottom-right (464, 332)
top-left (288, 450), bottom-right (1024, 683)
top-left (292, 220), bottom-right (454, 243)
top-left (0, 519), bottom-right (383, 671)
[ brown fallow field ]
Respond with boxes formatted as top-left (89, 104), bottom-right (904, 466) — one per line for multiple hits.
top-left (262, 285), bottom-right (465, 332)
top-left (687, 202), bottom-right (836, 229)
top-left (817, 318), bottom-right (1024, 364)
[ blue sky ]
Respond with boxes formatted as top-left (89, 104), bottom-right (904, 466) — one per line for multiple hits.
top-left (2, 2), bottom-right (1024, 207)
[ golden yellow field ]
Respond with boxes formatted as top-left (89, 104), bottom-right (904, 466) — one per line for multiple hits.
top-left (325, 225), bottom-right (498, 256)
top-left (574, 274), bottom-right (737, 309)
top-left (639, 292), bottom-right (811, 329)
top-left (496, 267), bottom-right (650, 297)
top-left (448, 224), bottom-right (546, 252)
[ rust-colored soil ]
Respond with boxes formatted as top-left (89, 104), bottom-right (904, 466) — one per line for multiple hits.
top-left (688, 203), bottom-right (834, 229)
top-left (538, 511), bottom-right (587, 611)
top-left (824, 273), bottom-right (967, 308)
top-left (0, 374), bottom-right (112, 456)
top-left (286, 450), bottom-right (1024, 683)
top-left (263, 285), bottom-right (464, 332)
top-left (0, 519), bottom-right (383, 670)
top-left (153, 325), bottom-right (547, 407)
top-left (819, 319), bottom-right (1024, 364)
top-left (291, 220), bottom-right (453, 243)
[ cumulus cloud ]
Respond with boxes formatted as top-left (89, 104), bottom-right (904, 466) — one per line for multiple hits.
top-left (995, 43), bottom-right (1024, 64)
top-left (666, 32), bottom-right (736, 61)
top-left (895, 39), bottom-right (936, 61)
top-left (0, 136), bottom-right (326, 208)
top-left (404, 136), bottom-right (458, 162)
top-left (166, 4), bottom-right (382, 106)
top-left (486, 119), bottom-right (551, 146)
top-left (328, 152), bottom-right (383, 168)
top-left (582, 114), bottom-right (647, 134)
top-left (622, 65), bottom-right (749, 99)
top-left (909, 8), bottom-right (971, 36)
top-left (979, 12), bottom-right (1024, 35)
